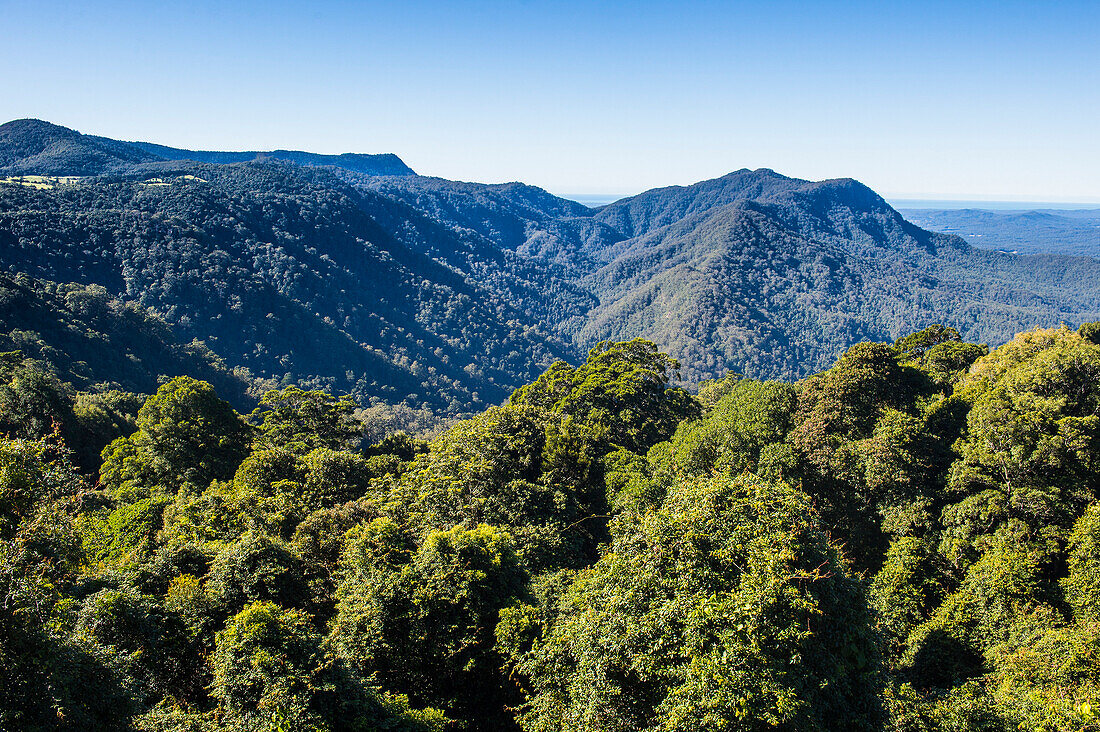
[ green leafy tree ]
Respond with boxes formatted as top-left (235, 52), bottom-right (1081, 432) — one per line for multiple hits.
top-left (74, 587), bottom-right (201, 710)
top-left (211, 601), bottom-right (323, 731)
top-left (944, 327), bottom-right (1100, 569)
top-left (1078, 321), bottom-right (1100, 345)
top-left (212, 599), bottom-right (450, 731)
top-left (100, 377), bottom-right (252, 497)
top-left (986, 619), bottom-right (1100, 732)
top-left (519, 472), bottom-right (883, 732)
top-left (300, 448), bottom-right (373, 510)
top-left (510, 338), bottom-right (698, 455)
top-left (1065, 503), bottom-right (1100, 622)
top-left (397, 404), bottom-right (591, 569)
top-left (100, 495), bottom-right (170, 563)
top-left (207, 530), bottom-right (307, 614)
top-left (894, 325), bottom-right (987, 391)
top-left (901, 536), bottom-right (1055, 691)
top-left (230, 448), bottom-right (307, 538)
top-left (251, 386), bottom-right (363, 454)
top-left (0, 352), bottom-right (74, 443)
top-left (291, 500), bottom-right (378, 616)
top-left (328, 523), bottom-right (528, 728)
top-left (785, 341), bottom-right (936, 567)
top-left (650, 378), bottom-right (796, 479)
top-left (0, 436), bottom-right (135, 731)
top-left (870, 538), bottom-right (949, 663)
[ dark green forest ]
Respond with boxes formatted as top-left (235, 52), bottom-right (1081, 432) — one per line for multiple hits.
top-left (6, 119), bottom-right (1100, 420)
top-left (0, 159), bottom-right (578, 413)
top-left (2, 324), bottom-right (1100, 731)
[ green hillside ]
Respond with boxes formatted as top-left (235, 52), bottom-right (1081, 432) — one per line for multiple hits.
top-left (4, 118), bottom-right (1100, 411)
top-left (363, 169), bottom-right (1100, 383)
top-left (0, 160), bottom-right (574, 413)
top-left (579, 176), bottom-right (1100, 379)
top-left (0, 271), bottom-right (249, 400)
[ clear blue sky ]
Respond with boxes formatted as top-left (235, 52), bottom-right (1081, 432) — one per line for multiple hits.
top-left (2, 0), bottom-right (1097, 201)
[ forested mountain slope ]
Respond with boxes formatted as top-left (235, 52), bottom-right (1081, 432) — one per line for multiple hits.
top-left (579, 176), bottom-right (1100, 379)
top-left (5, 119), bottom-right (1100, 413)
top-left (0, 119), bottom-right (161, 175)
top-left (357, 174), bottom-right (625, 270)
top-left (0, 119), bottom-right (416, 178)
top-left (363, 168), bottom-right (1100, 382)
top-left (590, 167), bottom-right (817, 239)
top-left (0, 271), bottom-right (249, 402)
top-left (0, 162), bottom-right (574, 412)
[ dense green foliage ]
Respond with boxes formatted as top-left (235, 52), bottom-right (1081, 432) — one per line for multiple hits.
top-left (4, 120), bottom-right (1100, 730)
top-left (0, 271), bottom-right (251, 469)
top-left (0, 159), bottom-right (579, 412)
top-left (516, 473), bottom-right (882, 732)
top-left (0, 272), bottom-right (248, 399)
top-left (3, 324), bottom-right (1099, 730)
top-left (572, 174), bottom-right (1100, 381)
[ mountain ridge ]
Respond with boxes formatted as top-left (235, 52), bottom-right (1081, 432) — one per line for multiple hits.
top-left (0, 118), bottom-right (161, 175)
top-left (902, 206), bottom-right (1100, 257)
top-left (3, 118), bottom-right (1100, 412)
top-left (0, 118), bottom-right (415, 178)
top-left (129, 140), bottom-right (416, 176)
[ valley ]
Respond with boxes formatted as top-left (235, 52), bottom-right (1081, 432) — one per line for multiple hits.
top-left (4, 119), bottom-right (1100, 417)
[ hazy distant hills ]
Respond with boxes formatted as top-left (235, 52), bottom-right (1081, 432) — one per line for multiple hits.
top-left (3, 118), bottom-right (1100, 411)
top-left (901, 207), bottom-right (1100, 257)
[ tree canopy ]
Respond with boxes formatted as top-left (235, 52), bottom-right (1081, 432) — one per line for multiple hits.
top-left (3, 329), bottom-right (1100, 730)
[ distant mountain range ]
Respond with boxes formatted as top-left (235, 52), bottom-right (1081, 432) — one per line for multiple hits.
top-left (129, 141), bottom-right (416, 177)
top-left (901, 207), bottom-right (1100, 257)
top-left (0, 118), bottom-right (414, 177)
top-left (3, 117), bottom-right (1100, 412)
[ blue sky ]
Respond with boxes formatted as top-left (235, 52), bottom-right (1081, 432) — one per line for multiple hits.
top-left (2, 0), bottom-right (1097, 201)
